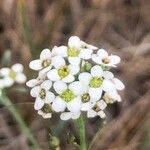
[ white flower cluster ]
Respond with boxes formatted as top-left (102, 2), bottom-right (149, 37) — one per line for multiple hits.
top-left (0, 63), bottom-right (26, 89)
top-left (26, 36), bottom-right (125, 120)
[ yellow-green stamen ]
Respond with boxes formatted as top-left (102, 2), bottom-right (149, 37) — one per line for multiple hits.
top-left (81, 93), bottom-right (90, 103)
top-left (102, 57), bottom-right (109, 64)
top-left (41, 104), bottom-right (52, 113)
top-left (67, 47), bottom-right (80, 57)
top-left (58, 66), bottom-right (70, 79)
top-left (39, 89), bottom-right (46, 99)
top-left (89, 77), bottom-right (103, 88)
top-left (60, 89), bottom-right (75, 102)
top-left (9, 70), bottom-right (17, 79)
top-left (93, 104), bottom-right (101, 112)
top-left (42, 59), bottom-right (51, 68)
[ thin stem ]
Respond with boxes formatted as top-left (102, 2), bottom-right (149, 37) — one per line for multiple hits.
top-left (0, 90), bottom-right (40, 150)
top-left (88, 120), bottom-right (106, 150)
top-left (75, 115), bottom-right (87, 150)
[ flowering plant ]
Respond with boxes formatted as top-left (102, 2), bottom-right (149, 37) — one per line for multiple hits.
top-left (27, 36), bottom-right (125, 120)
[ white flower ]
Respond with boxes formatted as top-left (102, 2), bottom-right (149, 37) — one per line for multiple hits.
top-left (87, 100), bottom-right (107, 118)
top-left (111, 78), bottom-right (125, 91)
top-left (38, 104), bottom-right (53, 119)
top-left (47, 56), bottom-right (79, 83)
top-left (92, 49), bottom-right (121, 67)
top-left (79, 65), bottom-right (116, 100)
top-left (52, 81), bottom-right (83, 113)
top-left (30, 80), bottom-right (55, 110)
top-left (0, 63), bottom-right (26, 87)
top-left (103, 91), bottom-right (121, 103)
top-left (29, 49), bottom-right (53, 73)
top-left (26, 72), bottom-right (46, 88)
top-left (53, 36), bottom-right (93, 65)
top-left (60, 111), bottom-right (81, 120)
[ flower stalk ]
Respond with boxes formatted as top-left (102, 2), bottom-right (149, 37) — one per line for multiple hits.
top-left (75, 115), bottom-right (87, 150)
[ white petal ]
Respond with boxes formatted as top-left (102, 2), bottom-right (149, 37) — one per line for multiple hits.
top-left (68, 57), bottom-right (81, 65)
top-left (80, 49), bottom-right (92, 59)
top-left (52, 46), bottom-right (68, 57)
top-left (97, 100), bottom-right (107, 110)
top-left (97, 49), bottom-right (108, 58)
top-left (68, 36), bottom-right (81, 48)
top-left (47, 69), bottom-right (60, 81)
top-left (113, 78), bottom-right (125, 90)
top-left (15, 73), bottom-right (26, 83)
top-left (40, 49), bottom-right (51, 60)
top-left (91, 54), bottom-right (103, 64)
top-left (30, 86), bottom-right (40, 97)
top-left (60, 112), bottom-right (72, 120)
top-left (34, 98), bottom-right (44, 110)
top-left (42, 113), bottom-right (52, 119)
top-left (69, 65), bottom-right (80, 75)
top-left (97, 110), bottom-right (106, 118)
top-left (89, 88), bottom-right (102, 101)
top-left (52, 56), bottom-right (65, 68)
top-left (62, 74), bottom-right (75, 83)
top-left (87, 109), bottom-right (97, 118)
top-left (78, 72), bottom-right (92, 85)
top-left (102, 79), bottom-right (116, 92)
top-left (53, 81), bottom-right (67, 94)
top-left (26, 79), bottom-right (38, 87)
top-left (81, 102), bottom-right (92, 111)
top-left (41, 80), bottom-right (52, 91)
top-left (40, 65), bottom-right (52, 74)
top-left (45, 91), bottom-right (55, 103)
top-left (69, 81), bottom-right (83, 95)
top-left (67, 97), bottom-right (81, 113)
top-left (91, 65), bottom-right (103, 77)
top-left (11, 63), bottom-right (23, 72)
top-left (52, 97), bottom-right (66, 112)
top-left (29, 60), bottom-right (42, 70)
top-left (109, 55), bottom-right (121, 65)
top-left (103, 71), bottom-right (114, 79)
top-left (81, 41), bottom-right (98, 50)
top-left (3, 77), bottom-right (14, 87)
top-left (0, 68), bottom-right (10, 76)
top-left (71, 111), bottom-right (81, 119)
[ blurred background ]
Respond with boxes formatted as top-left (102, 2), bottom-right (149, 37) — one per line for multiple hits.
top-left (0, 0), bottom-right (150, 149)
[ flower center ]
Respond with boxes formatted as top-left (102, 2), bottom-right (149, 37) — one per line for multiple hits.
top-left (41, 104), bottom-right (52, 113)
top-left (93, 104), bottom-right (101, 112)
top-left (102, 57), bottom-right (109, 64)
top-left (89, 77), bottom-right (103, 88)
top-left (9, 70), bottom-right (17, 79)
top-left (67, 47), bottom-right (80, 57)
top-left (58, 66), bottom-right (70, 79)
top-left (60, 89), bottom-right (75, 102)
top-left (39, 89), bottom-right (46, 99)
top-left (42, 59), bottom-right (51, 68)
top-left (81, 93), bottom-right (90, 103)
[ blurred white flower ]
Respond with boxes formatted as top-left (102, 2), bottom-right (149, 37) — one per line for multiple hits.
top-left (29, 49), bottom-right (53, 73)
top-left (0, 63), bottom-right (26, 87)
top-left (47, 56), bottom-right (79, 83)
top-left (92, 49), bottom-right (121, 67)
top-left (30, 80), bottom-right (55, 110)
top-left (87, 100), bottom-right (107, 118)
top-left (26, 72), bottom-right (46, 88)
top-left (52, 81), bottom-right (83, 113)
top-left (38, 104), bottom-right (53, 119)
top-left (60, 111), bottom-right (81, 120)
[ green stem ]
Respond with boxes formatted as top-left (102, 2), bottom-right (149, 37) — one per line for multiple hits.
top-left (75, 115), bottom-right (87, 150)
top-left (0, 90), bottom-right (40, 150)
